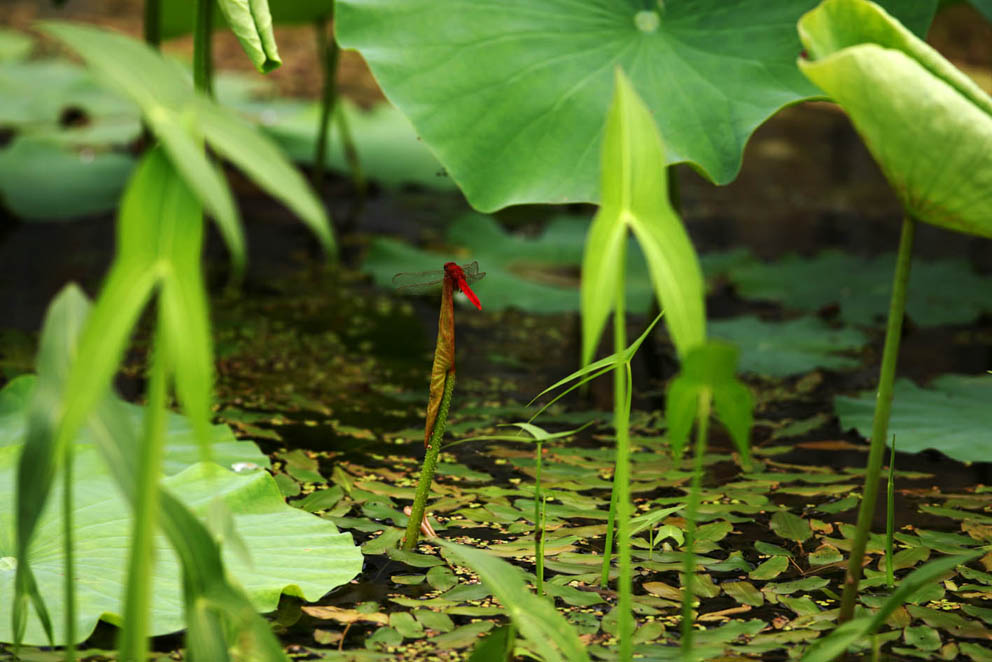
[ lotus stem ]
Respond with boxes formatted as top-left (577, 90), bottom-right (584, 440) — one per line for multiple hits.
top-left (600, 480), bottom-right (618, 588)
top-left (886, 436), bottom-right (896, 588)
top-left (680, 388), bottom-right (711, 659)
top-left (192, 0), bottom-right (214, 95)
top-left (403, 372), bottom-right (455, 551)
top-left (144, 0), bottom-right (161, 48)
top-left (314, 14), bottom-right (340, 190)
top-left (839, 215), bottom-right (916, 623)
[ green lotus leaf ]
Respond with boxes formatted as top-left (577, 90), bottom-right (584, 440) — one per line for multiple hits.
top-left (725, 251), bottom-right (992, 327)
top-left (835, 374), bottom-right (992, 463)
top-left (711, 315), bottom-right (868, 376)
top-left (799, 0), bottom-right (992, 238)
top-left (0, 137), bottom-right (135, 220)
top-left (336, 0), bottom-right (935, 211)
top-left (0, 445), bottom-right (362, 645)
top-left (0, 375), bottom-right (269, 474)
top-left (0, 28), bottom-right (33, 62)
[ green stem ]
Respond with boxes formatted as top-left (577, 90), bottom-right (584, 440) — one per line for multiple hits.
top-left (120, 334), bottom-right (169, 662)
top-left (313, 13), bottom-right (340, 190)
top-left (144, 0), bottom-right (161, 48)
top-left (62, 443), bottom-right (76, 661)
top-left (613, 241), bottom-right (634, 662)
top-left (192, 0), bottom-right (214, 95)
top-left (885, 436), bottom-right (896, 588)
top-left (680, 389), bottom-right (711, 658)
top-left (403, 373), bottom-right (456, 551)
top-left (534, 440), bottom-right (544, 597)
top-left (839, 215), bottom-right (916, 623)
top-left (336, 104), bottom-right (365, 195)
top-left (600, 478), bottom-right (618, 588)
top-left (600, 362), bottom-right (632, 589)
top-left (536, 496), bottom-right (547, 598)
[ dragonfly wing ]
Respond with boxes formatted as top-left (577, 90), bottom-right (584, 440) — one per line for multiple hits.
top-left (460, 261), bottom-right (486, 284)
top-left (395, 280), bottom-right (444, 295)
top-left (392, 269), bottom-right (444, 289)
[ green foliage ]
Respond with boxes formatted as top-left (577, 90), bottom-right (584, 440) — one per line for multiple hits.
top-left (438, 541), bottom-right (590, 662)
top-left (835, 375), bottom-right (992, 463)
top-left (336, 0), bottom-right (936, 212)
top-left (214, 0), bottom-right (282, 73)
top-left (666, 342), bottom-right (753, 462)
top-left (726, 251), bottom-right (992, 327)
top-left (39, 22), bottom-right (334, 272)
top-left (581, 70), bottom-right (704, 365)
top-left (0, 445), bottom-right (362, 645)
top-left (159, 0), bottom-right (335, 39)
top-left (0, 28), bottom-right (33, 61)
top-left (799, 552), bottom-right (979, 662)
top-left (365, 215), bottom-right (656, 314)
top-left (245, 98), bottom-right (454, 190)
top-left (711, 316), bottom-right (867, 376)
top-left (0, 137), bottom-right (135, 220)
top-left (799, 0), bottom-right (992, 238)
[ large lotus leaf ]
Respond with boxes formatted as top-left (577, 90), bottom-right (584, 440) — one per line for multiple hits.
top-left (335, 0), bottom-right (936, 212)
top-left (799, 0), bottom-right (992, 238)
top-left (236, 98), bottom-right (455, 190)
top-left (835, 374), bottom-right (992, 462)
top-left (0, 28), bottom-right (33, 62)
top-left (0, 59), bottom-right (137, 130)
top-left (0, 444), bottom-right (361, 645)
top-left (364, 213), bottom-right (654, 313)
top-left (0, 136), bottom-right (135, 220)
top-left (0, 375), bottom-right (270, 474)
top-left (726, 251), bottom-right (992, 327)
top-left (711, 315), bottom-right (868, 376)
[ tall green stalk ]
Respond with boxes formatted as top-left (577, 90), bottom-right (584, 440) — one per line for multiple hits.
top-left (600, 362), bottom-right (632, 589)
top-left (403, 373), bottom-right (455, 551)
top-left (144, 0), bottom-right (161, 48)
top-left (885, 436), bottom-right (896, 589)
top-left (612, 242), bottom-right (634, 662)
top-left (192, 0), bottom-right (214, 96)
top-left (119, 332), bottom-right (169, 661)
top-left (839, 216), bottom-right (916, 623)
top-left (534, 439), bottom-right (545, 597)
top-left (61, 444), bottom-right (76, 662)
top-left (314, 14), bottom-right (340, 190)
top-left (680, 389), bottom-right (711, 658)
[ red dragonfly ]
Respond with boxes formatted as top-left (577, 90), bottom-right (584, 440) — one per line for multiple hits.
top-left (392, 261), bottom-right (485, 310)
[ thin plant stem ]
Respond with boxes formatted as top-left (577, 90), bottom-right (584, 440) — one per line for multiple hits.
top-left (536, 495), bottom-right (547, 598)
top-left (336, 105), bottom-right (365, 195)
top-left (885, 435), bottom-right (896, 588)
top-left (61, 443), bottom-right (76, 662)
top-left (680, 389), bottom-right (711, 659)
top-left (119, 333), bottom-right (169, 662)
top-left (534, 439), bottom-right (544, 597)
top-left (144, 0), bottom-right (161, 48)
top-left (192, 0), bottom-right (214, 96)
top-left (613, 241), bottom-right (634, 662)
top-left (600, 361), bottom-right (633, 589)
top-left (600, 478), bottom-right (618, 588)
top-left (313, 14), bottom-right (340, 190)
top-left (403, 373), bottom-right (455, 551)
top-left (839, 215), bottom-right (916, 623)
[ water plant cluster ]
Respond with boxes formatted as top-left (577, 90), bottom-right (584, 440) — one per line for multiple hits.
top-left (1, 0), bottom-right (992, 660)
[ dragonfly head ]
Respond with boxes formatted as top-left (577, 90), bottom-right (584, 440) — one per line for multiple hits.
top-left (443, 262), bottom-right (464, 281)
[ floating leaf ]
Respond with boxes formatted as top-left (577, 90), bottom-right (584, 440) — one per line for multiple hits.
top-left (770, 511), bottom-right (812, 544)
top-left (835, 375), bottom-right (992, 463)
top-left (728, 251), bottom-right (992, 326)
top-left (0, 137), bottom-right (135, 220)
top-left (241, 99), bottom-right (455, 190)
top-left (711, 316), bottom-right (867, 376)
top-left (336, 0), bottom-right (934, 211)
top-left (0, 445), bottom-right (362, 645)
